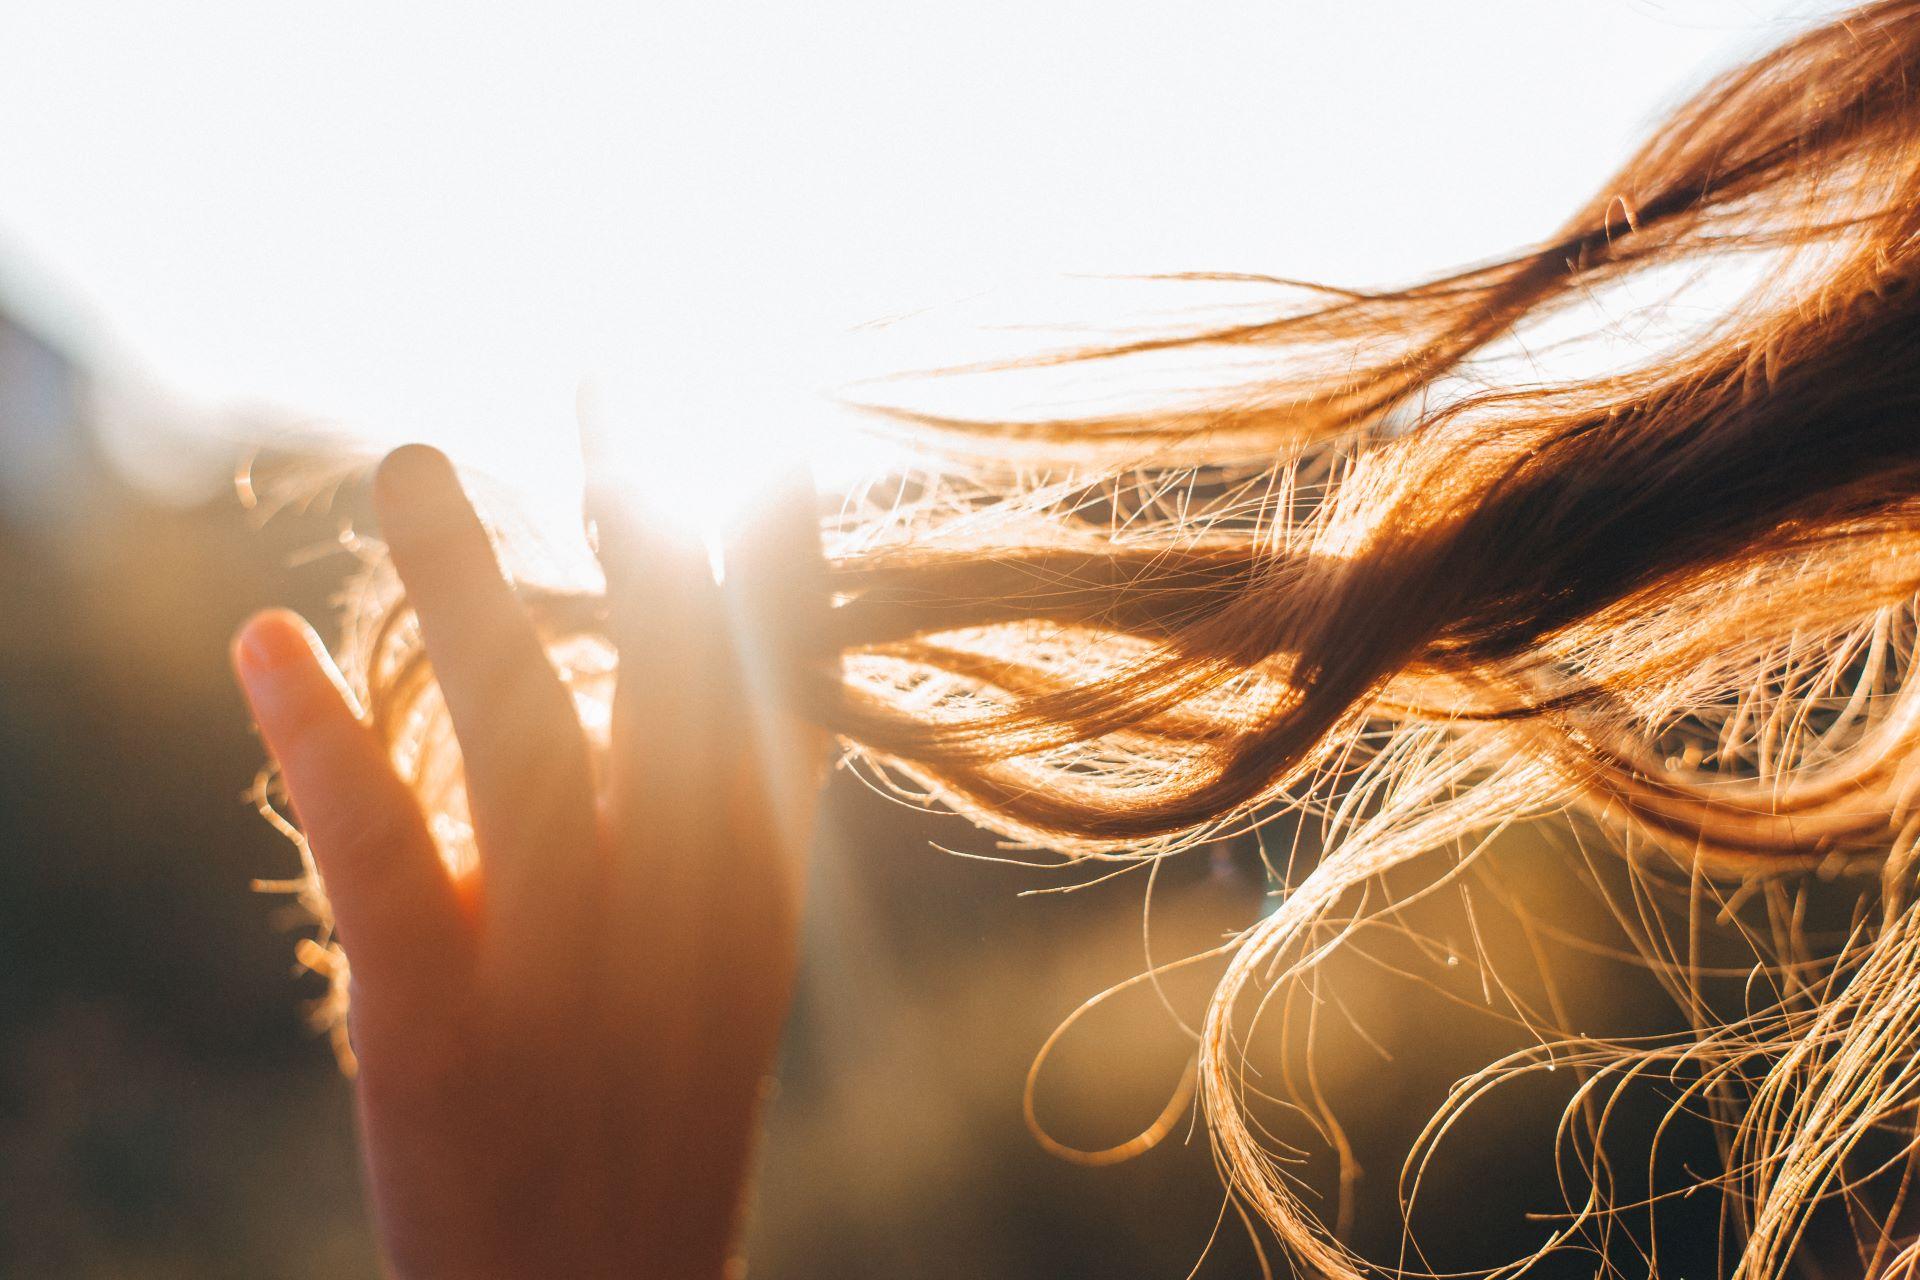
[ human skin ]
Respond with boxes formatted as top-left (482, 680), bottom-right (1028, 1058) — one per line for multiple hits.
top-left (231, 444), bottom-right (826, 1279)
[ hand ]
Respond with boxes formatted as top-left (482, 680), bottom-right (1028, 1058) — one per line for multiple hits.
top-left (232, 444), bottom-right (828, 1279)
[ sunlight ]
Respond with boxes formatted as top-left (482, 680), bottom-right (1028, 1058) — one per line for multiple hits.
top-left (577, 373), bottom-right (799, 542)
top-left (573, 358), bottom-right (856, 565)
top-left (0, 0), bottom-right (1811, 513)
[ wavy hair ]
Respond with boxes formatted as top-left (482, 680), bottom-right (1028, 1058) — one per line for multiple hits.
top-left (275, 3), bottom-right (1920, 1276)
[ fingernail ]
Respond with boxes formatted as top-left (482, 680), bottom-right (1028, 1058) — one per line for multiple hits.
top-left (371, 443), bottom-right (470, 538)
top-left (234, 610), bottom-right (319, 676)
top-left (373, 442), bottom-right (455, 501)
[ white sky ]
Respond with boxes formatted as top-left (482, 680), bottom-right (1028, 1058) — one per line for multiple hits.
top-left (0, 0), bottom-right (1822, 515)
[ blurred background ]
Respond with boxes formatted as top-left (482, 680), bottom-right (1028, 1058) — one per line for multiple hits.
top-left (0, 2), bottom-right (1830, 1276)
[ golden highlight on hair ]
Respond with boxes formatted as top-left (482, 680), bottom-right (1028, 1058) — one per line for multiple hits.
top-left (274, 3), bottom-right (1920, 1275)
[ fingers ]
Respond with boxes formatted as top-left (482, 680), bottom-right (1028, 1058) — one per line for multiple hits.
top-left (591, 478), bottom-right (822, 1136)
top-left (373, 445), bottom-right (599, 953)
top-left (592, 469), bottom-right (830, 997)
top-left (232, 610), bottom-right (471, 1006)
top-left (597, 499), bottom-right (735, 868)
top-left (720, 468), bottom-right (832, 713)
top-left (718, 469), bottom-right (835, 876)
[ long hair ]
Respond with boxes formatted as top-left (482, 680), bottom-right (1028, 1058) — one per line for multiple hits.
top-left (286, 3), bottom-right (1920, 1275)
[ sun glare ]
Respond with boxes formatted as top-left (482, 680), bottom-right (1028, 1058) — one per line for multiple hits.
top-left (0, 0), bottom-right (1813, 517)
top-left (573, 359), bottom-right (871, 557)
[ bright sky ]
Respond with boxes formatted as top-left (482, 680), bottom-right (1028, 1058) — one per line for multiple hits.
top-left (0, 0), bottom-right (1821, 517)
